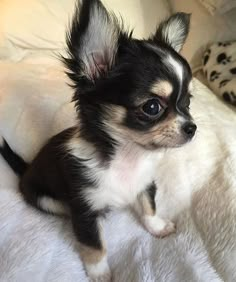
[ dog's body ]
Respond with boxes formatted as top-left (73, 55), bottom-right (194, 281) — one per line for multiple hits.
top-left (0, 0), bottom-right (197, 280)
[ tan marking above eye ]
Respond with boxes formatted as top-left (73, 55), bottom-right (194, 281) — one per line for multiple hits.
top-left (150, 80), bottom-right (173, 98)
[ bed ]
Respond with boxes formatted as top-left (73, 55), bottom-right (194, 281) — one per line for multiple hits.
top-left (0, 1), bottom-right (236, 281)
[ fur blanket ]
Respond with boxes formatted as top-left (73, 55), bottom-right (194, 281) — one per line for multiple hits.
top-left (0, 61), bottom-right (235, 281)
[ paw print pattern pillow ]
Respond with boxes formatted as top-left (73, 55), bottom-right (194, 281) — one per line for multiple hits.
top-left (203, 41), bottom-right (236, 107)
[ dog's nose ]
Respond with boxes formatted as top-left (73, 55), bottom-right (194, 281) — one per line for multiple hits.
top-left (182, 122), bottom-right (197, 139)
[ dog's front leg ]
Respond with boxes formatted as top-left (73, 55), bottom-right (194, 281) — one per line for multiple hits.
top-left (133, 182), bottom-right (176, 238)
top-left (71, 204), bottom-right (111, 282)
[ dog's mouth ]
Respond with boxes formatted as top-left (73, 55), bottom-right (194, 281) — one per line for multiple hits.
top-left (132, 126), bottom-right (197, 151)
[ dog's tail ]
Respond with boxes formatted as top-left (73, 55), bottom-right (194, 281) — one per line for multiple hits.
top-left (0, 137), bottom-right (69, 216)
top-left (0, 138), bottom-right (28, 176)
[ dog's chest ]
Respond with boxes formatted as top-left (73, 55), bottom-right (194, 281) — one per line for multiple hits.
top-left (85, 147), bottom-right (156, 210)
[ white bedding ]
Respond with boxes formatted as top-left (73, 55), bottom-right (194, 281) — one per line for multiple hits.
top-left (0, 168), bottom-right (222, 282)
top-left (0, 60), bottom-right (236, 281)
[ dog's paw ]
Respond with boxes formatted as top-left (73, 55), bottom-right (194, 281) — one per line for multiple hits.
top-left (89, 271), bottom-right (112, 282)
top-left (153, 220), bottom-right (176, 238)
top-left (143, 215), bottom-right (176, 238)
top-left (86, 257), bottom-right (111, 282)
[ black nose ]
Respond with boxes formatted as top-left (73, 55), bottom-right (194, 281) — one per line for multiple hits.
top-left (182, 122), bottom-right (197, 139)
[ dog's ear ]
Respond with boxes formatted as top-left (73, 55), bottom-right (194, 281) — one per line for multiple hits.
top-left (65, 0), bottom-right (120, 84)
top-left (151, 13), bottom-right (190, 52)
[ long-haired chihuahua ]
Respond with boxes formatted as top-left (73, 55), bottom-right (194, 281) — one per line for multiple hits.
top-left (0, 0), bottom-right (196, 280)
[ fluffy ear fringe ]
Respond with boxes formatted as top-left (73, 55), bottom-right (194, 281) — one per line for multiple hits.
top-left (152, 13), bottom-right (191, 52)
top-left (62, 0), bottom-right (123, 86)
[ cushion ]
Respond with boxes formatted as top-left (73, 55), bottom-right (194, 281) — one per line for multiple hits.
top-left (203, 41), bottom-right (236, 107)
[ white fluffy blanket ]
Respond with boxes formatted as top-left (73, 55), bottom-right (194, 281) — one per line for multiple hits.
top-left (0, 61), bottom-right (235, 282)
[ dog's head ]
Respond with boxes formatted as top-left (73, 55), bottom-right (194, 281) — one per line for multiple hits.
top-left (64, 0), bottom-right (196, 152)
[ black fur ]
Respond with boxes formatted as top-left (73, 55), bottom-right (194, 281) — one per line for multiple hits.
top-left (1, 129), bottom-right (106, 250)
top-left (0, 140), bottom-right (28, 176)
top-left (19, 127), bottom-right (106, 249)
top-left (71, 201), bottom-right (104, 249)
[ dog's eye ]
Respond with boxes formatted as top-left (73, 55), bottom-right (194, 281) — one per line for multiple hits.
top-left (142, 99), bottom-right (161, 116)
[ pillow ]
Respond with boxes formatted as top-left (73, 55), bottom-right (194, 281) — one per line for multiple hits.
top-left (0, 0), bottom-right (170, 62)
top-left (202, 41), bottom-right (236, 107)
top-left (169, 0), bottom-right (236, 71)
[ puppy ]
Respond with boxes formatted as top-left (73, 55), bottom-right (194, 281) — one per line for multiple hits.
top-left (0, 0), bottom-right (196, 280)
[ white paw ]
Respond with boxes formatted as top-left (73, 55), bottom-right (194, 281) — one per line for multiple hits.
top-left (153, 220), bottom-right (176, 238)
top-left (86, 257), bottom-right (111, 282)
top-left (89, 271), bottom-right (112, 282)
top-left (143, 215), bottom-right (176, 238)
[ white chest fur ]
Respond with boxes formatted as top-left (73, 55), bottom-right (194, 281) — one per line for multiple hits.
top-left (68, 140), bottom-right (157, 210)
